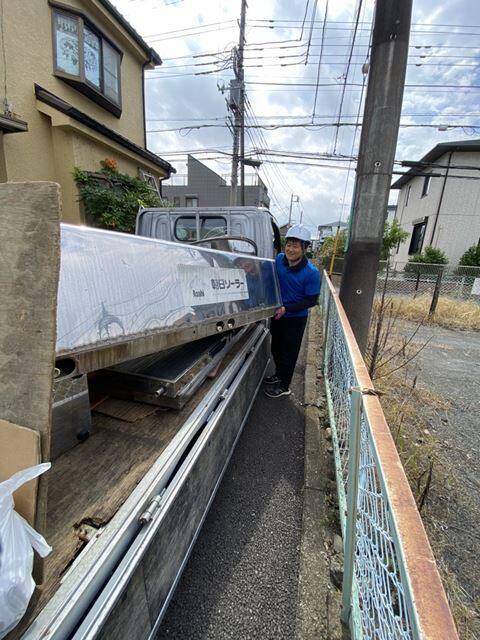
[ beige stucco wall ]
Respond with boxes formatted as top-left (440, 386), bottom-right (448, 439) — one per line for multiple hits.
top-left (0, 0), bottom-right (167, 222)
top-left (394, 150), bottom-right (480, 265)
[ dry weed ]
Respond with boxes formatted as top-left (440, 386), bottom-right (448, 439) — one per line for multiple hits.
top-left (367, 304), bottom-right (480, 637)
top-left (384, 295), bottom-right (480, 331)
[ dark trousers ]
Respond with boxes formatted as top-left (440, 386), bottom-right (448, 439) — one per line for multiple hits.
top-left (270, 315), bottom-right (308, 389)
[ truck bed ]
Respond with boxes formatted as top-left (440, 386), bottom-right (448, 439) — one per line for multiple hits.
top-left (24, 357), bottom-right (229, 631)
top-left (19, 323), bottom-right (269, 640)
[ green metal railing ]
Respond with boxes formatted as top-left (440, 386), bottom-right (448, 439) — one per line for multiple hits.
top-left (320, 273), bottom-right (458, 640)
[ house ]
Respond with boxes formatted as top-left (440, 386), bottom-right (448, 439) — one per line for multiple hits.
top-left (162, 155), bottom-right (270, 209)
top-left (0, 0), bottom-right (174, 223)
top-left (392, 139), bottom-right (480, 264)
top-left (317, 220), bottom-right (348, 242)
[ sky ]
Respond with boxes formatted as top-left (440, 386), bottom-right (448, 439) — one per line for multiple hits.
top-left (112, 0), bottom-right (480, 233)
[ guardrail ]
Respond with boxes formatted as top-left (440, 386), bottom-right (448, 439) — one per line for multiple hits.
top-left (320, 272), bottom-right (458, 640)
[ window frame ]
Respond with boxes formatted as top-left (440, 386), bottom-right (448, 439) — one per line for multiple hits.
top-left (139, 169), bottom-right (161, 196)
top-left (421, 175), bottom-right (431, 198)
top-left (185, 196), bottom-right (199, 208)
top-left (405, 184), bottom-right (411, 206)
top-left (174, 215), bottom-right (227, 242)
top-left (408, 219), bottom-right (428, 255)
top-left (51, 4), bottom-right (123, 117)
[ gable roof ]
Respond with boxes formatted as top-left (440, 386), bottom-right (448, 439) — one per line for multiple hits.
top-left (391, 139), bottom-right (480, 189)
top-left (96, 0), bottom-right (162, 65)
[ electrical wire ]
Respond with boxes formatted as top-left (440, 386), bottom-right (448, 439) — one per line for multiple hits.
top-left (332, 0), bottom-right (363, 153)
top-left (311, 0), bottom-right (329, 121)
top-left (299, 0), bottom-right (311, 42)
top-left (305, 0), bottom-right (319, 63)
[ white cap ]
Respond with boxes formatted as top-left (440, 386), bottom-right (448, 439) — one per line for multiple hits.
top-left (286, 223), bottom-right (311, 243)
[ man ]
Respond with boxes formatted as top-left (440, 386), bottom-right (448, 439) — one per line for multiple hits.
top-left (264, 224), bottom-right (320, 398)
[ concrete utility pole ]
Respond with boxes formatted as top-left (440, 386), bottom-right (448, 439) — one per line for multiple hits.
top-left (229, 109), bottom-right (239, 206)
top-left (230, 0), bottom-right (247, 206)
top-left (288, 194), bottom-right (299, 225)
top-left (339, 0), bottom-right (413, 353)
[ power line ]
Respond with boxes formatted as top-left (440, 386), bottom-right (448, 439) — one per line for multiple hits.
top-left (244, 126), bottom-right (291, 216)
top-left (305, 0), bottom-right (319, 63)
top-left (332, 0), bottom-right (363, 152)
top-left (299, 0), bottom-right (311, 42)
top-left (146, 121), bottom-right (480, 133)
top-left (244, 80), bottom-right (480, 89)
top-left (146, 112), bottom-right (480, 122)
top-left (312, 0), bottom-right (329, 120)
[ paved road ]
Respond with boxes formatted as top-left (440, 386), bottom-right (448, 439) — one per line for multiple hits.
top-left (156, 347), bottom-right (306, 639)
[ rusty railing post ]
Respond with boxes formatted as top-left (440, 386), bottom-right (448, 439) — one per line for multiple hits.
top-left (341, 387), bottom-right (363, 626)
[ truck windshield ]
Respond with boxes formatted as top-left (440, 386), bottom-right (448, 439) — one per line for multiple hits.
top-left (174, 216), bottom-right (227, 242)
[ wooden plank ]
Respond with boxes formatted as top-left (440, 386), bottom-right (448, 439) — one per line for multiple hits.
top-left (0, 182), bottom-right (61, 535)
top-left (0, 420), bottom-right (41, 526)
top-left (93, 398), bottom-right (158, 422)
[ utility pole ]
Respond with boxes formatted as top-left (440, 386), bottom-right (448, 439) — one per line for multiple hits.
top-left (230, 0), bottom-right (247, 206)
top-left (288, 194), bottom-right (299, 226)
top-left (339, 0), bottom-right (413, 353)
top-left (229, 110), bottom-right (239, 205)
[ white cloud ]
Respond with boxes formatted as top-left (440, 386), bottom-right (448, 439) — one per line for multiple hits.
top-left (113, 0), bottom-right (480, 229)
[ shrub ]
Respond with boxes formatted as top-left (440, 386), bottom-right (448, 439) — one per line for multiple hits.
top-left (320, 220), bottom-right (409, 268)
top-left (381, 220), bottom-right (409, 260)
top-left (459, 244), bottom-right (480, 267)
top-left (320, 230), bottom-right (346, 267)
top-left (73, 160), bottom-right (167, 233)
top-left (405, 246), bottom-right (448, 276)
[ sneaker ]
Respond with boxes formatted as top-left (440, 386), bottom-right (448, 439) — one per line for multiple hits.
top-left (263, 374), bottom-right (281, 385)
top-left (264, 385), bottom-right (291, 398)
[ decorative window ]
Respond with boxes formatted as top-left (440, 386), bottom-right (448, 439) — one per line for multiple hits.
top-left (52, 7), bottom-right (122, 116)
top-left (174, 216), bottom-right (227, 242)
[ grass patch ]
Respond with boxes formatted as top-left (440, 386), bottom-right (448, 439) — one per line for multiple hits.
top-left (385, 295), bottom-right (480, 331)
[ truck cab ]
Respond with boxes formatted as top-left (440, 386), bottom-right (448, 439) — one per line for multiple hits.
top-left (136, 206), bottom-right (282, 259)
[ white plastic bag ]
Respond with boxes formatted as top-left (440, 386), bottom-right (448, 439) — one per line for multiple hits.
top-left (0, 463), bottom-right (52, 639)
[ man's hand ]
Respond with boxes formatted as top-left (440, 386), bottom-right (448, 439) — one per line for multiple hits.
top-left (274, 306), bottom-right (286, 320)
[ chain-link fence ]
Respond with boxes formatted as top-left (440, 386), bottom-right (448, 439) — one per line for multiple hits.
top-left (322, 256), bottom-right (480, 305)
top-left (320, 274), bottom-right (458, 640)
top-left (376, 262), bottom-right (480, 303)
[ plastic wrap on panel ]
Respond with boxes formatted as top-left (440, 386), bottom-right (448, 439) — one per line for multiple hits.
top-left (56, 225), bottom-right (281, 356)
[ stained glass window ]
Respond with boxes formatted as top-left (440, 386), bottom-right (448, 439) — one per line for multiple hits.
top-left (52, 9), bottom-right (122, 110)
top-left (54, 12), bottom-right (79, 76)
